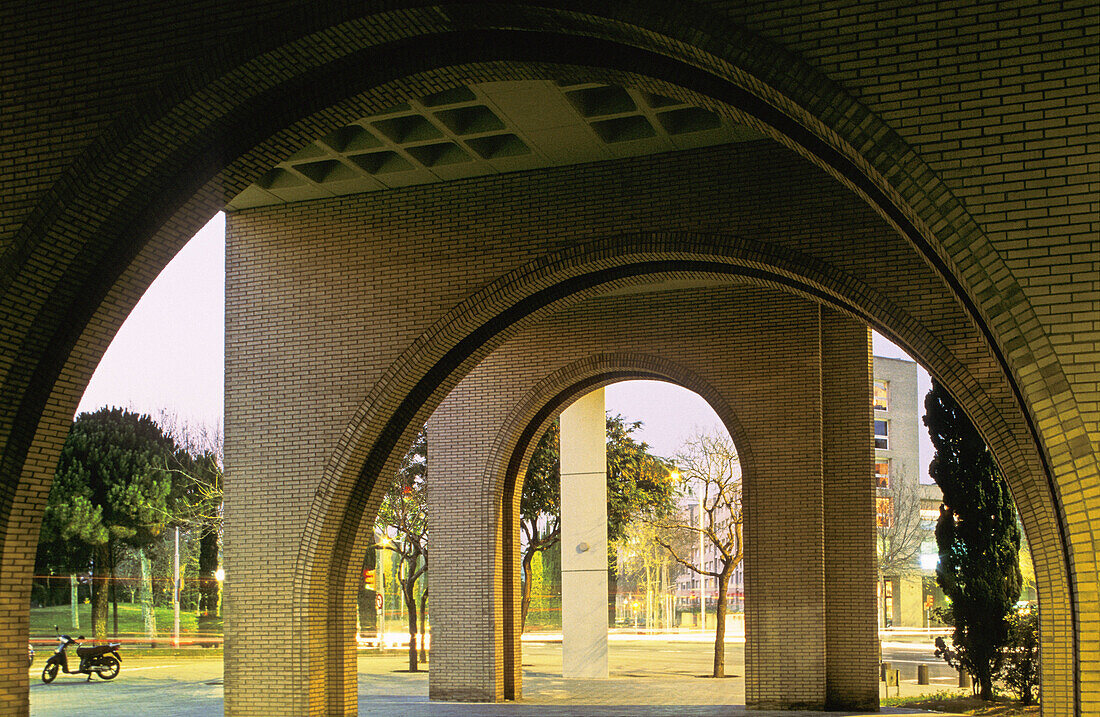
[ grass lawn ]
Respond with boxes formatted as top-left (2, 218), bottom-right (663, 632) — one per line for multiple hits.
top-left (30, 603), bottom-right (222, 638)
top-left (884, 691), bottom-right (1039, 717)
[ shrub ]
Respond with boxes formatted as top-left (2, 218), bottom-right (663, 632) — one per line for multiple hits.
top-left (1001, 605), bottom-right (1039, 705)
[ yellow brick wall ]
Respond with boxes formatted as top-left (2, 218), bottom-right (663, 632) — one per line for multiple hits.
top-left (424, 287), bottom-right (875, 708)
top-left (1, 3), bottom-right (1093, 715)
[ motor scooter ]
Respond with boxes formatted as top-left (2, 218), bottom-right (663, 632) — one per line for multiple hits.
top-left (41, 626), bottom-right (121, 683)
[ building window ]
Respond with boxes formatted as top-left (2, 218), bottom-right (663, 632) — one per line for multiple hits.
top-left (876, 496), bottom-right (893, 528)
top-left (874, 379), bottom-right (889, 411)
top-left (874, 419), bottom-right (889, 449)
top-left (875, 460), bottom-right (891, 488)
top-left (920, 541), bottom-right (939, 571)
top-left (879, 579), bottom-right (894, 624)
top-left (919, 507), bottom-right (940, 524)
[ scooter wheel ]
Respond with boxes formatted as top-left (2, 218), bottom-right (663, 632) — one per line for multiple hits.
top-left (41, 663), bottom-right (58, 684)
top-left (96, 655), bottom-right (120, 680)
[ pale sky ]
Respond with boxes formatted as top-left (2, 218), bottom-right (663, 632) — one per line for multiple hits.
top-left (77, 214), bottom-right (225, 428)
top-left (77, 212), bottom-right (932, 478)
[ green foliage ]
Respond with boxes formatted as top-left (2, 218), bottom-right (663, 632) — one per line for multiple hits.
top-left (29, 603), bottom-right (215, 637)
top-left (376, 430), bottom-right (427, 545)
top-left (605, 414), bottom-right (677, 540)
top-left (517, 412), bottom-right (675, 629)
top-left (39, 408), bottom-right (178, 570)
top-left (520, 413), bottom-right (676, 544)
top-left (374, 430), bottom-right (429, 670)
top-left (528, 551), bottom-right (546, 621)
top-left (168, 448), bottom-right (222, 524)
top-left (925, 380), bottom-right (1022, 700)
top-left (1001, 606), bottom-right (1040, 705)
top-left (521, 420), bottom-right (560, 529)
top-left (168, 447), bottom-right (223, 615)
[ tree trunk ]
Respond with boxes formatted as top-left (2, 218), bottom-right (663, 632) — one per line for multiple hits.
top-left (520, 548), bottom-right (534, 632)
top-left (658, 560), bottom-right (667, 631)
top-left (713, 570), bottom-right (732, 678)
top-left (91, 542), bottom-right (110, 640)
top-left (644, 560), bottom-right (653, 631)
top-left (976, 663), bottom-right (993, 701)
top-left (881, 574), bottom-right (889, 628)
top-left (140, 547), bottom-right (157, 646)
top-left (607, 564), bottom-right (618, 628)
top-left (403, 579), bottom-right (418, 672)
top-left (418, 589), bottom-right (428, 663)
top-left (69, 574), bottom-right (79, 630)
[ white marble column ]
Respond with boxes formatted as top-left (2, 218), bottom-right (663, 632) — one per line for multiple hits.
top-left (559, 388), bottom-right (608, 679)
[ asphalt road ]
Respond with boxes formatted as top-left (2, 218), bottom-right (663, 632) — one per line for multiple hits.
top-left (29, 640), bottom-right (963, 716)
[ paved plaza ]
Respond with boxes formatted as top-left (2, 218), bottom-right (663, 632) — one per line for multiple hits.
top-left (29, 639), bottom-right (965, 716)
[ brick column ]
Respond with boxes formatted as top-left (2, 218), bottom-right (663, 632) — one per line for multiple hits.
top-left (560, 388), bottom-right (609, 679)
top-left (426, 410), bottom-right (506, 702)
top-left (741, 316), bottom-right (827, 710)
top-left (821, 310), bottom-right (878, 709)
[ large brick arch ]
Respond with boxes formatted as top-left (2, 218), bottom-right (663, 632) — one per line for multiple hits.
top-left (307, 232), bottom-right (1069, 712)
top-left (2, 3), bottom-right (1092, 715)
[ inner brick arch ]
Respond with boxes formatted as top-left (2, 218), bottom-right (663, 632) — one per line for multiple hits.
top-left (306, 235), bottom-right (1069, 711)
top-left (3, 3), bottom-right (1091, 714)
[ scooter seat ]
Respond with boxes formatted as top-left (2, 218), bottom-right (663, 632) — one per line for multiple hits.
top-left (76, 644), bottom-right (114, 657)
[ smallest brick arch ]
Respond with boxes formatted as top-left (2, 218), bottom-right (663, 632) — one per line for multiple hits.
top-left (485, 353), bottom-right (754, 701)
top-left (418, 288), bottom-right (879, 707)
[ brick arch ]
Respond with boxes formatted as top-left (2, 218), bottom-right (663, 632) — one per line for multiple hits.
top-left (471, 352), bottom-right (752, 699)
top-left (1, 3), bottom-right (1088, 714)
top-left (310, 231), bottom-right (1070, 711)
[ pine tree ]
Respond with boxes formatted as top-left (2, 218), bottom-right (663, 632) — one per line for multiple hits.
top-left (40, 408), bottom-right (177, 638)
top-left (924, 380), bottom-right (1022, 700)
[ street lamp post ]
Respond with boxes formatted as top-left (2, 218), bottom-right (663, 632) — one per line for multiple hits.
top-left (377, 532), bottom-right (390, 650)
top-left (173, 527), bottom-right (181, 648)
top-left (214, 566), bottom-right (225, 617)
top-left (698, 487), bottom-right (706, 632)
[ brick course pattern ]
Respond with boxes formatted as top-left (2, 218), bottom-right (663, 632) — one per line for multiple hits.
top-left (425, 288), bottom-right (877, 710)
top-left (222, 136), bottom-right (1070, 714)
top-left (1, 3), bottom-right (1095, 716)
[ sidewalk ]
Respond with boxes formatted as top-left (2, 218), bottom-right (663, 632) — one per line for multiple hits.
top-left (31, 640), bottom-right (968, 717)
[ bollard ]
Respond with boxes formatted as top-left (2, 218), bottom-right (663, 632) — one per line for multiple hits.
top-left (885, 668), bottom-right (901, 697)
top-left (917, 664), bottom-right (929, 685)
top-left (881, 662), bottom-right (892, 681)
top-left (958, 670), bottom-right (972, 689)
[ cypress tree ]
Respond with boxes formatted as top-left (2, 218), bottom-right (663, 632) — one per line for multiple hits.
top-left (924, 380), bottom-right (1022, 700)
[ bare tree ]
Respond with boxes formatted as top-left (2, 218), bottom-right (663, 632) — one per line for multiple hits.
top-left (615, 519), bottom-right (690, 630)
top-left (375, 430), bottom-right (428, 671)
top-left (158, 413), bottom-right (224, 622)
top-left (875, 462), bottom-right (924, 627)
top-left (649, 432), bottom-right (742, 678)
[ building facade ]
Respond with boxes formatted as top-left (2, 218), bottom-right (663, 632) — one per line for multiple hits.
top-left (873, 356), bottom-right (942, 628)
top-left (670, 356), bottom-right (943, 630)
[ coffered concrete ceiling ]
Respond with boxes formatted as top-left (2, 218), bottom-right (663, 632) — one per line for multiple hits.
top-left (228, 80), bottom-right (763, 209)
